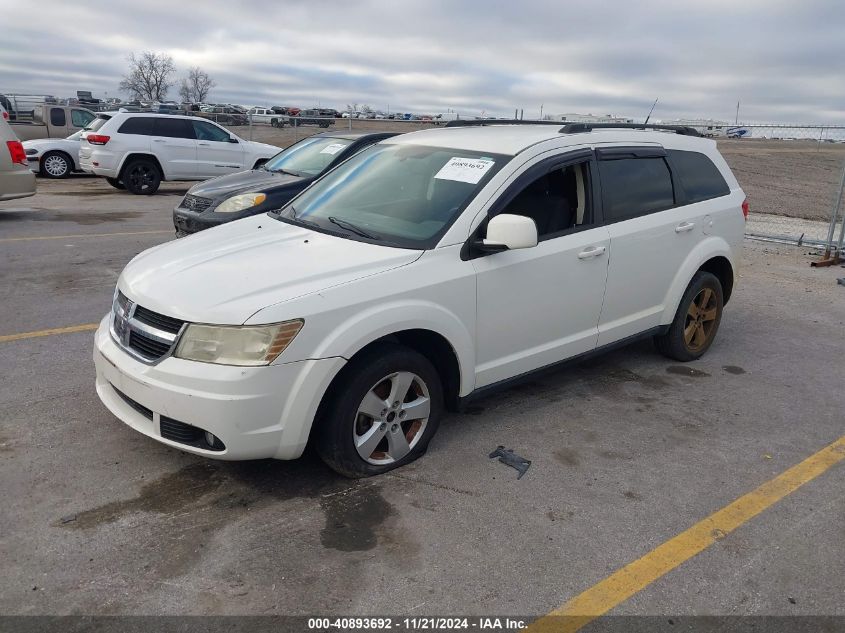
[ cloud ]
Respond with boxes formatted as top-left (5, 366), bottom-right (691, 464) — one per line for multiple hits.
top-left (0, 0), bottom-right (842, 122)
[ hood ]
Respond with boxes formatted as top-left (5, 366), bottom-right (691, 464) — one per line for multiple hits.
top-left (246, 140), bottom-right (283, 155)
top-left (119, 215), bottom-right (422, 324)
top-left (187, 169), bottom-right (304, 199)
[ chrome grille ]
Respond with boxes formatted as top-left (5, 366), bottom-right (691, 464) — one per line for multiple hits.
top-left (111, 291), bottom-right (185, 363)
top-left (180, 194), bottom-right (213, 213)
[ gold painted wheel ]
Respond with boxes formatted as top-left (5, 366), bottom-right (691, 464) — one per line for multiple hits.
top-left (684, 287), bottom-right (719, 353)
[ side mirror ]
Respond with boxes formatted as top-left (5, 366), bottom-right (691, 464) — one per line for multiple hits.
top-left (228, 136), bottom-right (239, 143)
top-left (479, 213), bottom-right (538, 251)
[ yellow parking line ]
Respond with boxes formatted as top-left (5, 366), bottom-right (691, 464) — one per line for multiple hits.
top-left (528, 435), bottom-right (845, 633)
top-left (0, 323), bottom-right (99, 343)
top-left (0, 230), bottom-right (171, 243)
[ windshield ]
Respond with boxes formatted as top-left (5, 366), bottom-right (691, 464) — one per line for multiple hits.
top-left (263, 136), bottom-right (354, 177)
top-left (273, 143), bottom-right (508, 249)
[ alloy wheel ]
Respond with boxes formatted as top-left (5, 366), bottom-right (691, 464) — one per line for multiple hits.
top-left (128, 165), bottom-right (155, 192)
top-left (43, 154), bottom-right (68, 177)
top-left (353, 371), bottom-right (431, 465)
top-left (684, 287), bottom-right (718, 352)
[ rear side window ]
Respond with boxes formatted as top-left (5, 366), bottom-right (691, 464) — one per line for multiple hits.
top-left (192, 120), bottom-right (231, 142)
top-left (599, 157), bottom-right (675, 222)
top-left (668, 150), bottom-right (730, 203)
top-left (118, 117), bottom-right (153, 135)
top-left (152, 117), bottom-right (194, 139)
top-left (50, 108), bottom-right (66, 126)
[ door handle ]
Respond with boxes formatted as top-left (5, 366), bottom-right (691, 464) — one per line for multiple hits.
top-left (198, 142), bottom-right (210, 146)
top-left (675, 222), bottom-right (695, 233)
top-left (152, 139), bottom-right (165, 143)
top-left (577, 246), bottom-right (607, 260)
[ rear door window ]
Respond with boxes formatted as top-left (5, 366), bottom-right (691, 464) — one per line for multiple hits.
top-left (667, 150), bottom-right (730, 203)
top-left (50, 108), bottom-right (66, 127)
top-left (598, 157), bottom-right (675, 222)
top-left (117, 117), bottom-right (153, 135)
top-left (152, 117), bottom-right (195, 139)
top-left (192, 120), bottom-right (231, 142)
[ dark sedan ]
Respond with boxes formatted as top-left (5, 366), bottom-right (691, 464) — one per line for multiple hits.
top-left (172, 131), bottom-right (398, 236)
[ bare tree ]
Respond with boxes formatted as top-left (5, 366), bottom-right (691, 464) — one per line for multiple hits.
top-left (119, 51), bottom-right (176, 101)
top-left (178, 78), bottom-right (192, 103)
top-left (181, 67), bottom-right (215, 103)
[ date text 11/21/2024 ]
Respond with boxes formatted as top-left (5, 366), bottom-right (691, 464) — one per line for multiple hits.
top-left (307, 617), bottom-right (527, 630)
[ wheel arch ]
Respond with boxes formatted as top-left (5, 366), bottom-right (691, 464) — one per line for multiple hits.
top-left (117, 153), bottom-right (165, 180)
top-left (660, 238), bottom-right (737, 324)
top-left (698, 255), bottom-right (734, 304)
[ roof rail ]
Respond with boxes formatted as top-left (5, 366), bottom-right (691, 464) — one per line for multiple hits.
top-left (444, 118), bottom-right (562, 128)
top-left (559, 122), bottom-right (702, 137)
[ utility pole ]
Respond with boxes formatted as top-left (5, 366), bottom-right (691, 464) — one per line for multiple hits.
top-left (540, 104), bottom-right (544, 120)
top-left (735, 100), bottom-right (740, 125)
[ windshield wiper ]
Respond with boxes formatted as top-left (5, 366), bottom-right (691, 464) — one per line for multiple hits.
top-left (270, 167), bottom-right (301, 176)
top-left (328, 216), bottom-right (380, 240)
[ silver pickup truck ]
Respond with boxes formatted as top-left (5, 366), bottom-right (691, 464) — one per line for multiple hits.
top-left (8, 105), bottom-right (97, 141)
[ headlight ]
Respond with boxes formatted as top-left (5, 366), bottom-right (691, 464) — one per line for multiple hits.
top-left (215, 192), bottom-right (267, 213)
top-left (174, 319), bottom-right (303, 366)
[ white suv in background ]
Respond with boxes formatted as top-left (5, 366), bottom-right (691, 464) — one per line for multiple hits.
top-left (79, 113), bottom-right (281, 194)
top-left (93, 122), bottom-right (746, 477)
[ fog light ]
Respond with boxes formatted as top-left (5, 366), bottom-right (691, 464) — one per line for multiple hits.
top-left (204, 431), bottom-right (217, 447)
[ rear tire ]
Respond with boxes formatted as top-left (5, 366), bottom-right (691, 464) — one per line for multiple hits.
top-left (121, 159), bottom-right (161, 195)
top-left (105, 177), bottom-right (125, 190)
top-left (315, 343), bottom-right (443, 478)
top-left (40, 151), bottom-right (71, 178)
top-left (655, 271), bottom-right (724, 362)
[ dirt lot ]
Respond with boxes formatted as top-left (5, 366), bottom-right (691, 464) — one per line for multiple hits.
top-left (717, 139), bottom-right (845, 221)
top-left (1, 177), bottom-right (845, 626)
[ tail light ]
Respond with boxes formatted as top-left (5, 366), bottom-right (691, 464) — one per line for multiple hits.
top-left (86, 134), bottom-right (110, 145)
top-left (1, 110), bottom-right (8, 120)
top-left (741, 198), bottom-right (750, 221)
top-left (6, 140), bottom-right (27, 166)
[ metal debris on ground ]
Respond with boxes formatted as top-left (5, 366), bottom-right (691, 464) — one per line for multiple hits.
top-left (489, 446), bottom-right (531, 479)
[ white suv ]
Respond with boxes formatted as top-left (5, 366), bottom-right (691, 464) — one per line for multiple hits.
top-left (79, 112), bottom-right (280, 194)
top-left (93, 122), bottom-right (746, 477)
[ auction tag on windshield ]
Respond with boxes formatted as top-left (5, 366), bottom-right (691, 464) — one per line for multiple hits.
top-left (320, 143), bottom-right (346, 155)
top-left (434, 157), bottom-right (495, 184)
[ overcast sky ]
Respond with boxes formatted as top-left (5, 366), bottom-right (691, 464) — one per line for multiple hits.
top-left (1, 0), bottom-right (843, 123)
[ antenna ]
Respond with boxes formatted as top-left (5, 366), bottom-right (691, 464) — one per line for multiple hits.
top-left (644, 97), bottom-right (659, 125)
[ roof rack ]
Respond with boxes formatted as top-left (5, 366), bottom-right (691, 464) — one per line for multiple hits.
top-left (558, 122), bottom-right (702, 137)
top-left (444, 119), bottom-right (562, 128)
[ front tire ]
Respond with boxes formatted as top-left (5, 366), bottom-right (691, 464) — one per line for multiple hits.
top-left (40, 151), bottom-right (71, 178)
top-left (655, 271), bottom-right (724, 362)
top-left (315, 343), bottom-right (443, 478)
top-left (122, 159), bottom-right (161, 195)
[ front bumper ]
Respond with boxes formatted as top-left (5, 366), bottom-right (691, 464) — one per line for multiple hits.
top-left (93, 315), bottom-right (345, 460)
